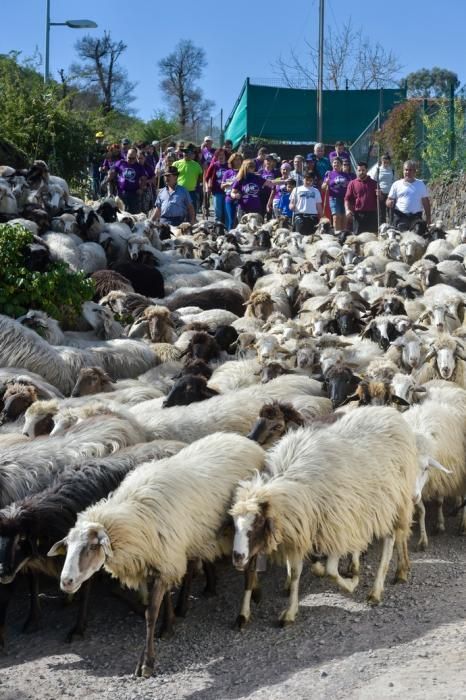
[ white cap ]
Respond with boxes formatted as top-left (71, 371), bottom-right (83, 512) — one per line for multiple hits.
top-left (203, 136), bottom-right (213, 142)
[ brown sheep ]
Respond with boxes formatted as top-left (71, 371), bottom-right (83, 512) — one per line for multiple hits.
top-left (91, 270), bottom-right (134, 301)
top-left (71, 367), bottom-right (115, 397)
top-left (0, 383), bottom-right (38, 424)
top-left (244, 291), bottom-right (274, 322)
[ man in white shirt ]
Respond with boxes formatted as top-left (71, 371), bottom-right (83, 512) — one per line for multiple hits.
top-left (386, 160), bottom-right (431, 231)
top-left (289, 171), bottom-right (323, 235)
top-left (368, 153), bottom-right (395, 224)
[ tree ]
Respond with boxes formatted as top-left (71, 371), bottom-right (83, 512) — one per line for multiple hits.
top-left (158, 40), bottom-right (214, 131)
top-left (273, 20), bottom-right (402, 90)
top-left (69, 32), bottom-right (136, 114)
top-left (404, 68), bottom-right (460, 98)
top-left (143, 112), bottom-right (179, 144)
top-left (376, 101), bottom-right (419, 173)
top-left (422, 100), bottom-right (466, 179)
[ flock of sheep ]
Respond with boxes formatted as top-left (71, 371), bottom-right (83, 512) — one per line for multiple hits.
top-left (1, 161), bottom-right (466, 678)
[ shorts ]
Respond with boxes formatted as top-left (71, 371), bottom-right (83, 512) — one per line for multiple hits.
top-left (329, 197), bottom-right (345, 215)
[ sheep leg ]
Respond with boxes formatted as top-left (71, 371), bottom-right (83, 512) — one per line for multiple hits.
top-left (326, 554), bottom-right (359, 594)
top-left (134, 575), bottom-right (166, 678)
top-left (158, 591), bottom-right (175, 639)
top-left (394, 529), bottom-right (411, 583)
top-left (0, 581), bottom-right (16, 649)
top-left (22, 573), bottom-right (41, 634)
top-left (279, 555), bottom-right (303, 626)
top-left (367, 534), bottom-right (395, 605)
top-left (459, 497), bottom-right (466, 535)
top-left (349, 551), bottom-right (361, 577)
top-left (416, 500), bottom-right (428, 550)
top-left (202, 561), bottom-right (217, 597)
top-left (435, 497), bottom-right (445, 533)
top-left (66, 579), bottom-right (91, 642)
top-left (175, 560), bottom-right (196, 618)
top-left (235, 557), bottom-right (259, 631)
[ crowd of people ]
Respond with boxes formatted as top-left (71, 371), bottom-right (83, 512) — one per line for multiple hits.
top-left (90, 134), bottom-right (431, 234)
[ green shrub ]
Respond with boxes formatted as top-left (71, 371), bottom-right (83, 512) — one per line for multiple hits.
top-left (0, 223), bottom-right (94, 323)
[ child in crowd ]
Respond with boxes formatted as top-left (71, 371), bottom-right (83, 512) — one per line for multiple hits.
top-left (277, 178), bottom-right (296, 221)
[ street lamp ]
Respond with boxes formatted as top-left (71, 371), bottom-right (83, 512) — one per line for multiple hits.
top-left (44, 0), bottom-right (97, 83)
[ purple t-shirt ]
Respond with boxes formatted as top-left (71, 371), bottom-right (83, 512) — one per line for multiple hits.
top-left (222, 168), bottom-right (239, 201)
top-left (273, 179), bottom-right (288, 204)
top-left (324, 170), bottom-right (353, 198)
top-left (258, 167), bottom-right (279, 181)
top-left (112, 160), bottom-right (147, 193)
top-left (231, 173), bottom-right (265, 213)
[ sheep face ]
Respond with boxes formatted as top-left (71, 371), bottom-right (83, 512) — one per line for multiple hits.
top-left (391, 374), bottom-right (426, 404)
top-left (0, 391), bottom-right (36, 425)
top-left (71, 368), bottom-right (114, 397)
top-left (391, 333), bottom-right (422, 370)
top-left (50, 523), bottom-right (111, 595)
top-left (231, 505), bottom-right (275, 572)
top-left (0, 530), bottom-right (33, 585)
top-left (323, 366), bottom-right (360, 408)
top-left (436, 347), bottom-right (456, 379)
top-left (162, 375), bottom-right (218, 408)
top-left (22, 409), bottom-right (55, 438)
top-left (247, 402), bottom-right (303, 446)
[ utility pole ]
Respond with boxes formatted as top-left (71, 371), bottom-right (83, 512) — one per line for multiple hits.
top-left (317, 0), bottom-right (325, 142)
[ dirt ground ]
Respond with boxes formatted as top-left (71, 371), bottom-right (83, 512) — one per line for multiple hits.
top-left (1, 510), bottom-right (466, 700)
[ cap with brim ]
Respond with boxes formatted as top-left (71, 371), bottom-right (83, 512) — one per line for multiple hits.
top-left (151, 141), bottom-right (158, 146)
top-left (203, 136), bottom-right (213, 142)
top-left (122, 138), bottom-right (130, 144)
top-left (306, 153), bottom-right (316, 161)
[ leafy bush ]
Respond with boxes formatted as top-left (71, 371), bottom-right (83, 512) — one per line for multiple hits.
top-left (422, 100), bottom-right (466, 180)
top-left (0, 224), bottom-right (94, 323)
top-left (377, 101), bottom-right (419, 174)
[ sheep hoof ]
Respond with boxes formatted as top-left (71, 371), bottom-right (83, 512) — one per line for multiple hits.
top-left (251, 587), bottom-right (262, 605)
top-left (279, 610), bottom-right (295, 627)
top-left (394, 569), bottom-right (409, 584)
top-left (234, 614), bottom-right (249, 631)
top-left (417, 537), bottom-right (428, 551)
top-left (135, 658), bottom-right (155, 678)
top-left (367, 591), bottom-right (381, 606)
top-left (434, 524), bottom-right (445, 534)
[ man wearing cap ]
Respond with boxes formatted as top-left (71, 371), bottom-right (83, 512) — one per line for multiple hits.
top-left (150, 166), bottom-right (195, 227)
top-left (89, 132), bottom-right (107, 198)
top-left (344, 162), bottom-right (378, 234)
top-left (329, 141), bottom-right (351, 163)
top-left (173, 146), bottom-right (203, 210)
top-left (121, 138), bottom-right (131, 159)
top-left (386, 160), bottom-right (431, 231)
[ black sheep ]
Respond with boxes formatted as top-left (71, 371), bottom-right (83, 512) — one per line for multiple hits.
top-left (111, 262), bottom-right (165, 298)
top-left (166, 288), bottom-right (244, 317)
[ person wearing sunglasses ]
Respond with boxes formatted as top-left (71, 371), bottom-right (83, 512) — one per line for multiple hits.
top-left (150, 166), bottom-right (195, 226)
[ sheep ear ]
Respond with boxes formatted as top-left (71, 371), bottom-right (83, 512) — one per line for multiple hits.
top-left (48, 537), bottom-right (68, 557)
top-left (339, 393), bottom-right (360, 406)
top-left (98, 531), bottom-right (113, 558)
top-left (427, 457), bottom-right (452, 474)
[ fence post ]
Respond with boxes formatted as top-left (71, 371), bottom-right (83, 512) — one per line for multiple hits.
top-left (449, 81), bottom-right (455, 165)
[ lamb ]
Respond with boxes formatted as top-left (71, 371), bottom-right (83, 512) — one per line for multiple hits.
top-left (0, 439), bottom-right (185, 646)
top-left (130, 375), bottom-right (325, 443)
top-left (50, 432), bottom-right (265, 676)
top-left (244, 291), bottom-right (274, 321)
top-left (230, 407), bottom-right (418, 628)
top-left (128, 305), bottom-right (177, 343)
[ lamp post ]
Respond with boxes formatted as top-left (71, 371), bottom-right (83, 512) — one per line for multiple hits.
top-left (44, 0), bottom-right (97, 83)
top-left (316, 0), bottom-right (325, 143)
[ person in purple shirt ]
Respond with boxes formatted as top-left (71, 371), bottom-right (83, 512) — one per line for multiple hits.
top-left (205, 148), bottom-right (229, 224)
top-left (258, 154), bottom-right (279, 217)
top-left (221, 152), bottom-right (243, 230)
top-left (328, 140), bottom-right (351, 163)
top-left (321, 157), bottom-right (354, 230)
top-left (230, 159), bottom-right (274, 218)
top-left (200, 136), bottom-right (215, 170)
top-left (254, 146), bottom-right (268, 172)
top-left (109, 148), bottom-right (148, 214)
top-left (267, 161), bottom-right (291, 218)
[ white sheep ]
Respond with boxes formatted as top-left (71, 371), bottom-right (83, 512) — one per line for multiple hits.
top-left (230, 407), bottom-right (418, 628)
top-left (50, 432), bottom-right (265, 677)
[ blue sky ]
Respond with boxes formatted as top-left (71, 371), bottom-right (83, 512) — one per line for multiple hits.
top-left (2, 0), bottom-right (465, 124)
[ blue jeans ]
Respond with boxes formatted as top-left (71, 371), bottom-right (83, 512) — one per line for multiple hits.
top-left (189, 190), bottom-right (198, 211)
top-left (214, 193), bottom-right (226, 224)
top-left (225, 199), bottom-right (238, 230)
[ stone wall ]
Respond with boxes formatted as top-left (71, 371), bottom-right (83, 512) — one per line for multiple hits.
top-left (429, 174), bottom-right (466, 228)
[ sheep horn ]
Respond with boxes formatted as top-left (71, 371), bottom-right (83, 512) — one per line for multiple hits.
top-left (423, 348), bottom-right (437, 362)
